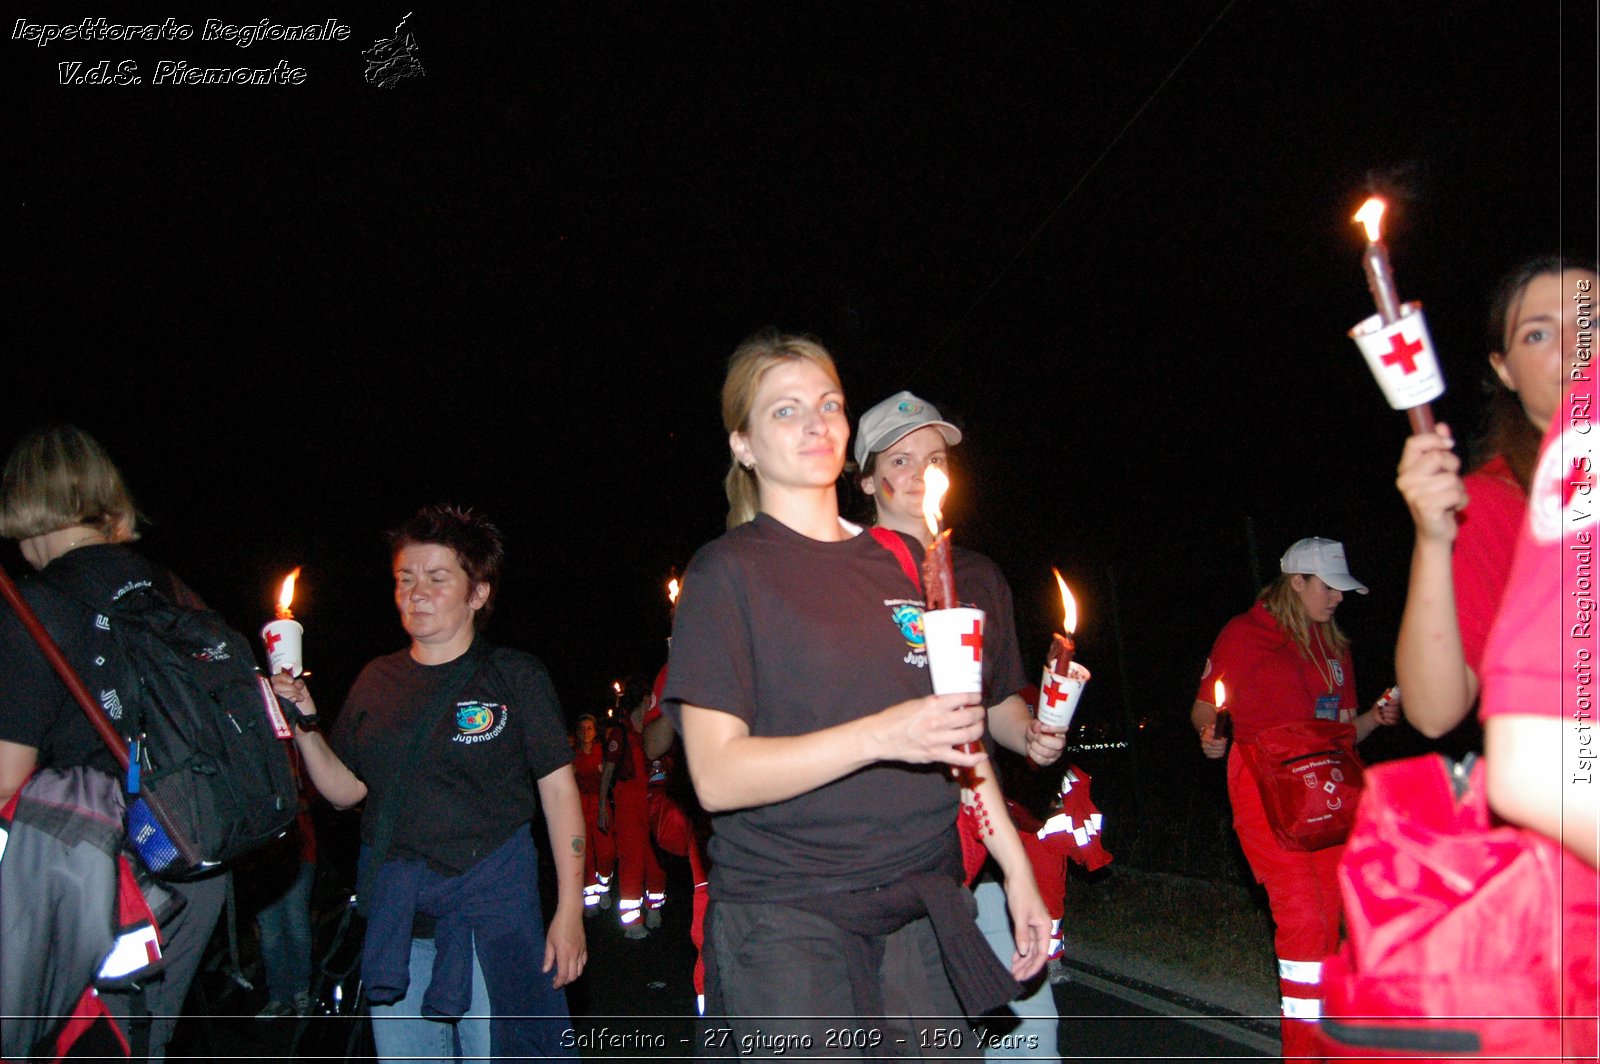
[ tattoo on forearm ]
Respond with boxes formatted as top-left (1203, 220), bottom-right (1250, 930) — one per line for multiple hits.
top-left (571, 836), bottom-right (584, 856)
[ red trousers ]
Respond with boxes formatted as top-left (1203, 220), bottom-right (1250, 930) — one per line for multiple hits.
top-left (611, 777), bottom-right (660, 925)
top-left (648, 786), bottom-right (711, 998)
top-left (1229, 751), bottom-right (1343, 1060)
top-left (581, 792), bottom-right (615, 889)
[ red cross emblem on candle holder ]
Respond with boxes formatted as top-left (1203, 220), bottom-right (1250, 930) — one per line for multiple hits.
top-left (1380, 331), bottom-right (1424, 375)
top-left (1041, 676), bottom-right (1068, 708)
top-left (960, 618), bottom-right (984, 662)
top-left (264, 628), bottom-right (283, 653)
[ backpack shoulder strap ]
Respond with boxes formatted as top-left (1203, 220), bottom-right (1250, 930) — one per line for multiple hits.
top-left (868, 526), bottom-right (924, 595)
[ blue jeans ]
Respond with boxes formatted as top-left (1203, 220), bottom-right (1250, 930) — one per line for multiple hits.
top-left (255, 861), bottom-right (315, 1004)
top-left (369, 936), bottom-right (491, 1064)
top-left (973, 879), bottom-right (1059, 1059)
top-left (361, 831), bottom-right (575, 1060)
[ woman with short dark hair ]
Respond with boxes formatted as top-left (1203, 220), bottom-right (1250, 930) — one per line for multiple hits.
top-left (273, 503), bottom-right (584, 1062)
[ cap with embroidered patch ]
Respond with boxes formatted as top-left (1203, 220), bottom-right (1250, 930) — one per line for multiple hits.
top-left (854, 390), bottom-right (962, 468)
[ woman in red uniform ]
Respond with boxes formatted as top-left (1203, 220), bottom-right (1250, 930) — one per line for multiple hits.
top-left (1395, 257), bottom-right (1599, 741)
top-left (1190, 538), bottom-right (1398, 1057)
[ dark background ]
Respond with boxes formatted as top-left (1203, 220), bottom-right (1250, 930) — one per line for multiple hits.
top-left (5, 2), bottom-right (1595, 870)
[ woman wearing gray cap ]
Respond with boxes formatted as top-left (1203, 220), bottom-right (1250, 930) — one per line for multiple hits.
top-left (1189, 538), bottom-right (1398, 1058)
top-left (855, 389), bottom-right (1066, 1058)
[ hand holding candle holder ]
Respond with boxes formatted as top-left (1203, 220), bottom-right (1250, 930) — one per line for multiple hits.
top-left (1037, 660), bottom-right (1092, 732)
top-left (1034, 570), bottom-right (1090, 755)
top-left (261, 567), bottom-right (304, 678)
top-left (917, 466), bottom-right (990, 811)
top-left (919, 466), bottom-right (983, 755)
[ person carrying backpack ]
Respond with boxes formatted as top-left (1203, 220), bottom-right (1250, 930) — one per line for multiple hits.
top-left (0, 424), bottom-right (229, 1060)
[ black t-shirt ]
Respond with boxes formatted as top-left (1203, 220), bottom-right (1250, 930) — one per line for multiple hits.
top-left (663, 514), bottom-right (962, 903)
top-left (331, 643), bottom-right (571, 876)
top-left (0, 544), bottom-right (194, 778)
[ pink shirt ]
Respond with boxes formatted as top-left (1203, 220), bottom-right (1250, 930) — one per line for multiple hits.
top-left (1480, 393), bottom-right (1596, 722)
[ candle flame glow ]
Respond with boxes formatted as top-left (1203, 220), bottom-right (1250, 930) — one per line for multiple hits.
top-left (667, 577), bottom-right (680, 605)
top-left (1053, 568), bottom-right (1077, 634)
top-left (922, 464), bottom-right (949, 539)
top-left (612, 681), bottom-right (622, 695)
top-left (1353, 197), bottom-right (1386, 243)
top-left (275, 567), bottom-right (301, 619)
top-left (1214, 679), bottom-right (1227, 708)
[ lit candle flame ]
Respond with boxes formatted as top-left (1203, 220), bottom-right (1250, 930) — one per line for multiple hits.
top-left (1213, 678), bottom-right (1227, 708)
top-left (275, 567), bottom-right (301, 620)
top-left (922, 464), bottom-right (949, 540)
top-left (1353, 197), bottom-right (1386, 244)
top-left (1053, 567), bottom-right (1077, 635)
top-left (612, 680), bottom-right (622, 695)
top-left (667, 577), bottom-right (680, 605)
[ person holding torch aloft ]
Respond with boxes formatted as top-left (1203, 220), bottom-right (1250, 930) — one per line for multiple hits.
top-left (1190, 538), bottom-right (1398, 1058)
top-left (1394, 256), bottom-right (1598, 742)
top-left (664, 331), bottom-right (1049, 1052)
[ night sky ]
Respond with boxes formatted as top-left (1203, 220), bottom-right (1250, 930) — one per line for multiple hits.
top-left (5, 2), bottom-right (1596, 737)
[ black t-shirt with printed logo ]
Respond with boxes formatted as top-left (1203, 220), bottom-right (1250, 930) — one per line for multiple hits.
top-left (663, 514), bottom-right (972, 903)
top-left (331, 643), bottom-right (571, 876)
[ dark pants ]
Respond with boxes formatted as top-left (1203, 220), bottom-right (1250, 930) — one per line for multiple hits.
top-left (103, 869), bottom-right (229, 1060)
top-left (709, 898), bottom-right (970, 1059)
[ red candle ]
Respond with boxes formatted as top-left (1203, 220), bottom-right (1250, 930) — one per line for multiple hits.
top-left (921, 529), bottom-right (957, 610)
top-left (920, 466), bottom-right (958, 609)
top-left (1353, 197), bottom-right (1435, 435)
top-left (920, 465), bottom-right (982, 769)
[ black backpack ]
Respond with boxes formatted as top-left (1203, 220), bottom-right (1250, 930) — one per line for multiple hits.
top-left (48, 576), bottom-right (299, 879)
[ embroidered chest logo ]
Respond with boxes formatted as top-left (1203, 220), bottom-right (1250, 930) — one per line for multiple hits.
top-left (1329, 660), bottom-right (1345, 687)
top-left (890, 603), bottom-right (927, 649)
top-left (453, 701), bottom-right (508, 744)
top-left (885, 600), bottom-right (929, 670)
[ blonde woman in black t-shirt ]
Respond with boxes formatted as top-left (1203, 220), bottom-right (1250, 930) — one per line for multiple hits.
top-left (664, 331), bottom-right (1048, 1053)
top-left (0, 423), bottom-right (228, 1060)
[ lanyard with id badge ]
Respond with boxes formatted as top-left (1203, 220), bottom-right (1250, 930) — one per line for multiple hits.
top-left (1314, 693), bottom-right (1341, 721)
top-left (1310, 630), bottom-right (1344, 721)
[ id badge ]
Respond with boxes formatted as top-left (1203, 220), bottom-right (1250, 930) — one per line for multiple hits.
top-left (1314, 694), bottom-right (1340, 722)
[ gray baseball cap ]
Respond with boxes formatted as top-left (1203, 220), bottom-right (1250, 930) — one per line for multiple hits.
top-left (854, 390), bottom-right (962, 468)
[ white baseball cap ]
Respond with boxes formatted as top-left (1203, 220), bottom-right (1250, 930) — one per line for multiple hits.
top-left (854, 390), bottom-right (962, 468)
top-left (1280, 537), bottom-right (1368, 594)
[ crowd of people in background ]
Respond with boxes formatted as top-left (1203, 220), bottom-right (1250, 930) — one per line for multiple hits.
top-left (0, 252), bottom-right (1593, 1061)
